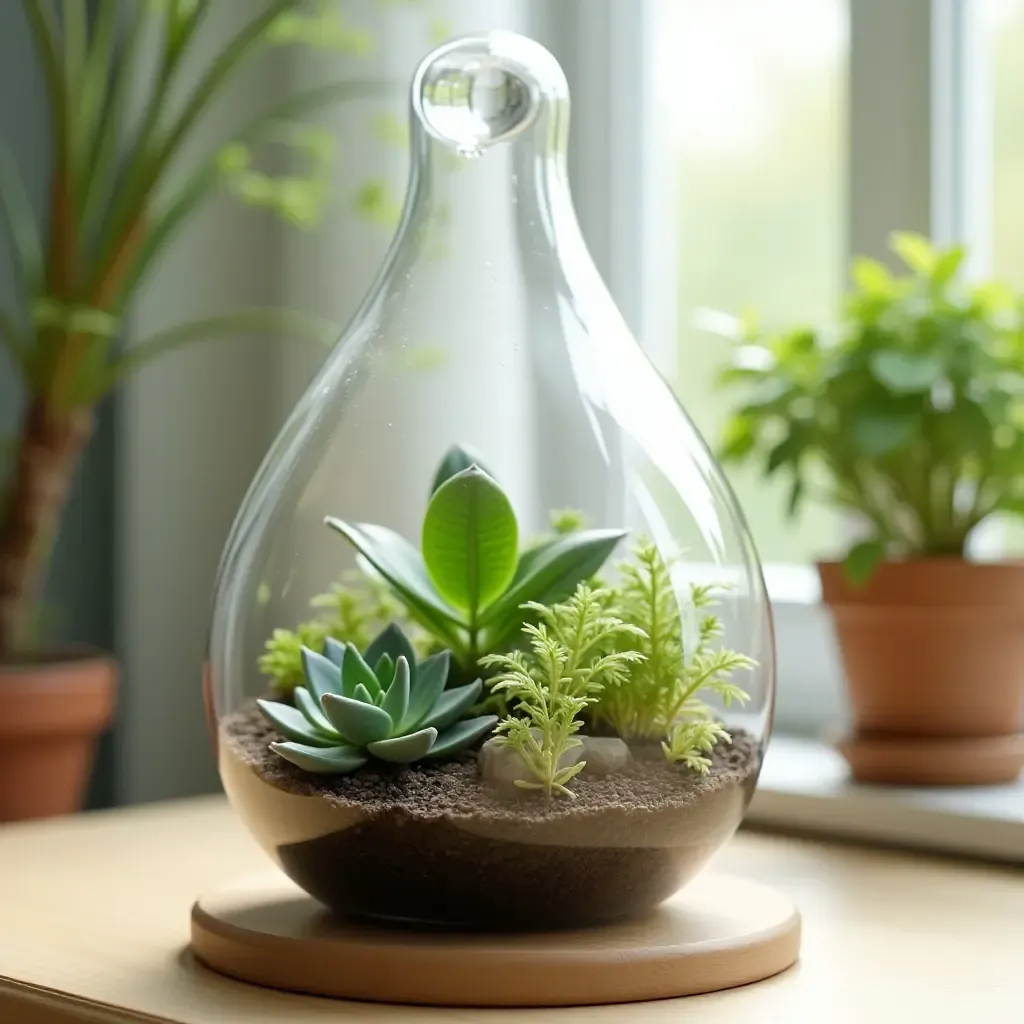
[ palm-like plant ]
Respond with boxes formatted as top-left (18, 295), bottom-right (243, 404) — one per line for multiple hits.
top-left (0, 1), bottom-right (384, 655)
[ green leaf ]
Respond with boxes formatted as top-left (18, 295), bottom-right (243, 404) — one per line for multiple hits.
top-left (720, 416), bottom-right (756, 462)
top-left (420, 679), bottom-right (483, 732)
top-left (478, 529), bottom-right (626, 635)
top-left (849, 411), bottom-right (919, 457)
top-left (324, 519), bottom-right (463, 639)
top-left (932, 246), bottom-right (966, 286)
top-left (292, 686), bottom-right (334, 735)
top-left (427, 715), bottom-right (498, 758)
top-left (431, 444), bottom-right (494, 493)
top-left (422, 467), bottom-right (519, 619)
top-left (869, 351), bottom-right (943, 393)
top-left (366, 727), bottom-right (438, 764)
top-left (0, 144), bottom-right (43, 294)
top-left (300, 647), bottom-right (342, 704)
top-left (842, 539), bottom-right (887, 586)
top-left (342, 643), bottom-right (380, 699)
top-left (890, 231), bottom-right (936, 275)
top-left (321, 692), bottom-right (393, 746)
top-left (402, 651), bottom-right (450, 732)
top-left (269, 741), bottom-right (367, 775)
top-left (766, 431), bottom-right (807, 476)
top-left (256, 699), bottom-right (336, 747)
top-left (851, 257), bottom-right (894, 296)
top-left (363, 623), bottom-right (416, 681)
top-left (373, 653), bottom-right (395, 690)
top-left (322, 637), bottom-right (345, 668)
top-left (379, 657), bottom-right (411, 733)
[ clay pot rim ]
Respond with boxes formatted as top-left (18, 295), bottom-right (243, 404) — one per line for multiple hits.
top-left (0, 644), bottom-right (115, 673)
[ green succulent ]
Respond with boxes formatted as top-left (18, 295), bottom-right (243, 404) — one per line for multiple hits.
top-left (258, 624), bottom-right (497, 774)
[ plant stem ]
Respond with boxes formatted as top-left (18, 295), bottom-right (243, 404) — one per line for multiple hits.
top-left (0, 396), bottom-right (92, 655)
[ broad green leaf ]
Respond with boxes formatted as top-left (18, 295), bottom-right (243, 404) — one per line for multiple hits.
top-left (256, 699), bottom-right (335, 747)
top-left (842, 539), bottom-right (888, 586)
top-left (420, 678), bottom-right (483, 732)
top-left (422, 467), bottom-right (519, 618)
top-left (366, 727), bottom-right (438, 764)
top-left (890, 231), bottom-right (936, 275)
top-left (851, 257), bottom-right (893, 296)
top-left (324, 519), bottom-right (463, 640)
top-left (269, 741), bottom-right (367, 775)
top-left (363, 623), bottom-right (416, 682)
top-left (766, 431), bottom-right (807, 475)
top-left (321, 692), bottom-right (393, 746)
top-left (342, 643), bottom-right (380, 699)
top-left (402, 651), bottom-right (450, 732)
top-left (849, 411), bottom-right (919, 457)
top-left (379, 657), bottom-right (410, 733)
top-left (868, 351), bottom-right (942, 393)
top-left (431, 443), bottom-right (494, 494)
top-left (478, 528), bottom-right (626, 634)
top-left (720, 415), bottom-right (755, 462)
top-left (932, 246), bottom-right (966, 286)
top-left (300, 647), bottom-right (342, 703)
top-left (427, 715), bottom-right (498, 758)
top-left (292, 686), bottom-right (334, 735)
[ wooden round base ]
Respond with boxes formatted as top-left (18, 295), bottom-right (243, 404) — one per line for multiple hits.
top-left (191, 872), bottom-right (800, 1007)
top-left (837, 732), bottom-right (1024, 786)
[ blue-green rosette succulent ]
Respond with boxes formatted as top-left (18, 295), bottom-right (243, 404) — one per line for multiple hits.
top-left (257, 623), bottom-right (496, 774)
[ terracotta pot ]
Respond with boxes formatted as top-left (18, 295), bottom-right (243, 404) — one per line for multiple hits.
top-left (0, 649), bottom-right (117, 822)
top-left (818, 560), bottom-right (1024, 785)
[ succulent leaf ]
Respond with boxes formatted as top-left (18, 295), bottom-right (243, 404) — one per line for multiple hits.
top-left (366, 726), bottom-right (438, 763)
top-left (420, 678), bottom-right (483, 732)
top-left (352, 682), bottom-right (375, 705)
top-left (321, 691), bottom-right (393, 745)
top-left (428, 714), bottom-right (498, 758)
top-left (364, 623), bottom-right (417, 682)
top-left (292, 685), bottom-right (334, 735)
top-left (322, 636), bottom-right (346, 669)
top-left (257, 699), bottom-right (336, 747)
top-left (300, 646), bottom-right (343, 704)
top-left (342, 643), bottom-right (380, 699)
top-left (380, 656), bottom-right (411, 730)
top-left (401, 649), bottom-right (449, 731)
top-left (270, 741), bottom-right (368, 774)
top-left (374, 653), bottom-right (395, 689)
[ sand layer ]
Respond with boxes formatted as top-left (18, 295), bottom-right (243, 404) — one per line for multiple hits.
top-left (221, 704), bottom-right (761, 929)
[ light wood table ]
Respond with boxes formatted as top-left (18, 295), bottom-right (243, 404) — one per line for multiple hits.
top-left (0, 796), bottom-right (1021, 1022)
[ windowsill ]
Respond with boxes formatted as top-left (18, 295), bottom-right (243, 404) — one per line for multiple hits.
top-left (747, 735), bottom-right (1024, 863)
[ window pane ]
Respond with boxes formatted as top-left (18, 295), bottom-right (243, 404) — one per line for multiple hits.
top-left (652, 0), bottom-right (847, 563)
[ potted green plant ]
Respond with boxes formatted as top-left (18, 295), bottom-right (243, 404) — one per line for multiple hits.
top-left (218, 445), bottom-right (759, 928)
top-left (717, 232), bottom-right (1024, 785)
top-left (0, 1), bottom-right (381, 821)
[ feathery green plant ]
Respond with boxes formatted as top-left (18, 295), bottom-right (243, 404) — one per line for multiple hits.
top-left (259, 623), bottom-right (496, 774)
top-left (595, 539), bottom-right (754, 773)
top-left (481, 585), bottom-right (644, 797)
top-left (325, 445), bottom-right (626, 674)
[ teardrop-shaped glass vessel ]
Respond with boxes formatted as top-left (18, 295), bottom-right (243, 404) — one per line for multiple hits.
top-left (208, 32), bottom-right (775, 930)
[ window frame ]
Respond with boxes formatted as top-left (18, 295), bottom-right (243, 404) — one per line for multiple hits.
top-left (537, 0), bottom-right (990, 737)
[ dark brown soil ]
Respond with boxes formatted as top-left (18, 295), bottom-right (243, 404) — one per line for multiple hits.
top-left (223, 704), bottom-right (762, 930)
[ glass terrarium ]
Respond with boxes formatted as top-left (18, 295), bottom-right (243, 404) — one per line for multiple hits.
top-left (207, 31), bottom-right (775, 931)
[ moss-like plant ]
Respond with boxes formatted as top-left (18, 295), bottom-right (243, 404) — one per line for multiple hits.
top-left (259, 574), bottom-right (427, 693)
top-left (595, 540), bottom-right (754, 773)
top-left (326, 446), bottom-right (625, 674)
top-left (481, 585), bottom-right (644, 797)
top-left (258, 623), bottom-right (496, 774)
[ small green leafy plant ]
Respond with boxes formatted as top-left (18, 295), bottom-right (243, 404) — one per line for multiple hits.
top-left (595, 540), bottom-right (753, 772)
top-left (259, 575), bottom-right (426, 693)
top-left (716, 232), bottom-right (1024, 584)
top-left (258, 623), bottom-right (497, 774)
top-left (481, 585), bottom-right (644, 797)
top-left (326, 445), bottom-right (625, 673)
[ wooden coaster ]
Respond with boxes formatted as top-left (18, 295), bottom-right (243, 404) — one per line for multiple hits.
top-left (836, 731), bottom-right (1024, 786)
top-left (191, 872), bottom-right (801, 1007)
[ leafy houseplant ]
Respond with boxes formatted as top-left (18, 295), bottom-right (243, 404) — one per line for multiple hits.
top-left (717, 232), bottom-right (1024, 785)
top-left (0, 0), bottom-right (386, 820)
